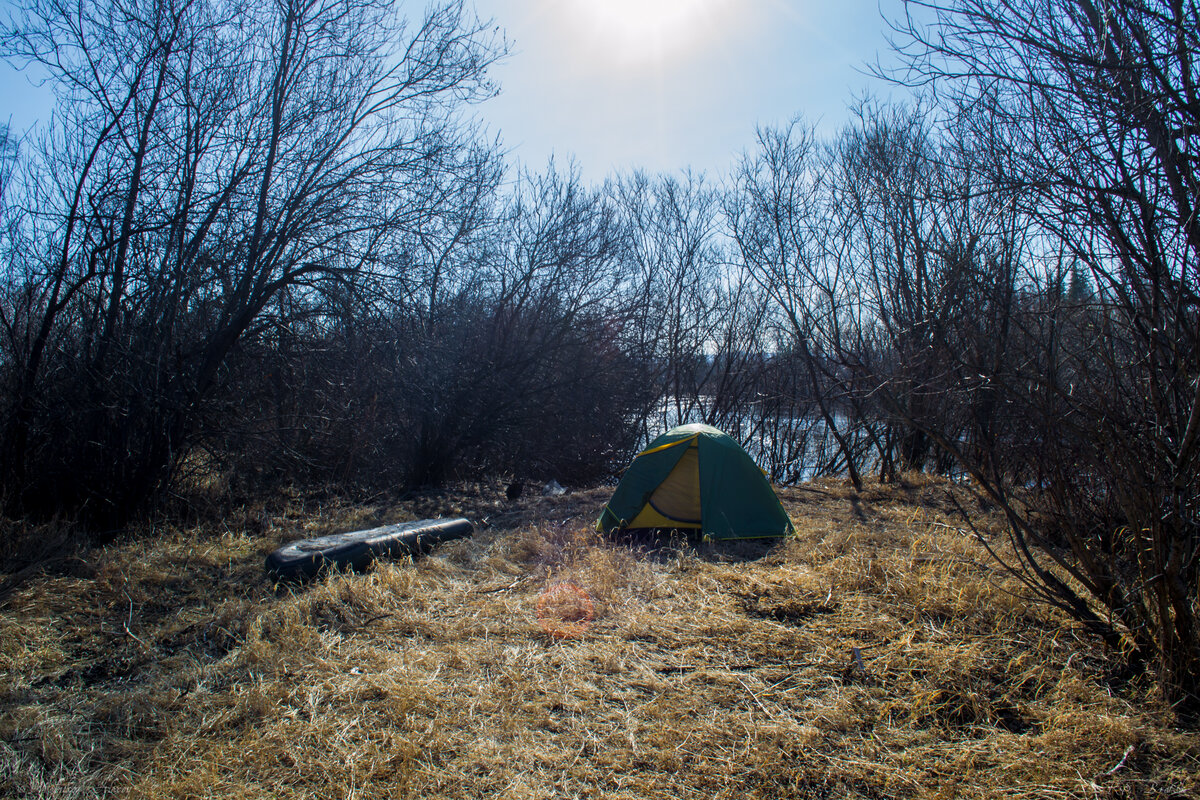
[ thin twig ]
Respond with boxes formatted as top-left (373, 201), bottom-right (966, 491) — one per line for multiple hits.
top-left (1102, 745), bottom-right (1135, 776)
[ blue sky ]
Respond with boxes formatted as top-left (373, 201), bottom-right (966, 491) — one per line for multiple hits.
top-left (2, 0), bottom-right (911, 184)
top-left (470, 0), bottom-right (911, 183)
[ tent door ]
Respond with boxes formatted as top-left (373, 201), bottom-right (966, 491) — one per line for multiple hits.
top-left (628, 443), bottom-right (701, 528)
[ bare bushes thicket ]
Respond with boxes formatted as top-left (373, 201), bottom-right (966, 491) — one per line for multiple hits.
top-left (209, 303), bottom-right (651, 497)
top-left (877, 0), bottom-right (1200, 720)
top-left (0, 0), bottom-right (503, 528)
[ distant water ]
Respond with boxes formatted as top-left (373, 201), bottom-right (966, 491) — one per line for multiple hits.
top-left (636, 397), bottom-right (864, 484)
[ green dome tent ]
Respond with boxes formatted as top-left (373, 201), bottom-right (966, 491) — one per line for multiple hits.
top-left (597, 423), bottom-right (794, 540)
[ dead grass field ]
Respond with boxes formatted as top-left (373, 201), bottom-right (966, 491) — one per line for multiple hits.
top-left (1, 476), bottom-right (1198, 799)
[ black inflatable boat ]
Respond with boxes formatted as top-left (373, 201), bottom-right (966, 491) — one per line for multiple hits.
top-left (266, 517), bottom-right (474, 582)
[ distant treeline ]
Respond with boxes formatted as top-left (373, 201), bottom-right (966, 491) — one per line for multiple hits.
top-left (1, 0), bottom-right (1197, 717)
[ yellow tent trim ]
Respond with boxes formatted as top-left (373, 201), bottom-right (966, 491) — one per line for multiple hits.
top-left (634, 433), bottom-right (699, 459)
top-left (629, 504), bottom-right (701, 529)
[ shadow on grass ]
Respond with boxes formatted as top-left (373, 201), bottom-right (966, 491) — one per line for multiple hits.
top-left (603, 527), bottom-right (783, 563)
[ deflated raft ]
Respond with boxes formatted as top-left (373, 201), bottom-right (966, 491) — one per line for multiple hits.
top-left (266, 517), bottom-right (474, 582)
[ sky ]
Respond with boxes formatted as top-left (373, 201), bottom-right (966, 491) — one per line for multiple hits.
top-left (469, 0), bottom-right (911, 183)
top-left (1, 0), bottom-right (912, 185)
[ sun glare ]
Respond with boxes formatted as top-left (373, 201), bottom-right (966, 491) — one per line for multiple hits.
top-left (565, 0), bottom-right (733, 67)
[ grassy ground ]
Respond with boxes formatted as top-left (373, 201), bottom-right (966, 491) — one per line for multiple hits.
top-left (1, 477), bottom-right (1197, 799)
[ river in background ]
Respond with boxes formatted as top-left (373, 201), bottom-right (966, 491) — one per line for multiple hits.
top-left (638, 397), bottom-right (866, 484)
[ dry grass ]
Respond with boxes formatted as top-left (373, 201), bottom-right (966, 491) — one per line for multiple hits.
top-left (1, 477), bottom-right (1197, 799)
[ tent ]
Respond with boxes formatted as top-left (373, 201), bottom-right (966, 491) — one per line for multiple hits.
top-left (597, 423), bottom-right (794, 540)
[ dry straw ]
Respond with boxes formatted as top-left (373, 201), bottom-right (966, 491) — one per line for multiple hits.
top-left (1, 478), bottom-right (1197, 799)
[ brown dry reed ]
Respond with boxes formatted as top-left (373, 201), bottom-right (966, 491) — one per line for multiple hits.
top-left (1, 477), bottom-right (1198, 799)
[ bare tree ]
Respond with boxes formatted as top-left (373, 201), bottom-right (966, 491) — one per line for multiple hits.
top-left (890, 0), bottom-right (1200, 719)
top-left (614, 171), bottom-right (724, 433)
top-left (386, 161), bottom-right (635, 486)
top-left (0, 0), bottom-right (503, 526)
top-left (726, 121), bottom-right (873, 488)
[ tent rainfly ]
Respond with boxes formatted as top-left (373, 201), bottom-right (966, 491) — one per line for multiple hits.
top-left (597, 423), bottom-right (794, 540)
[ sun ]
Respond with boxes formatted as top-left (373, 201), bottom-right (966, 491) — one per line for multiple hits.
top-left (563, 0), bottom-right (732, 68)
